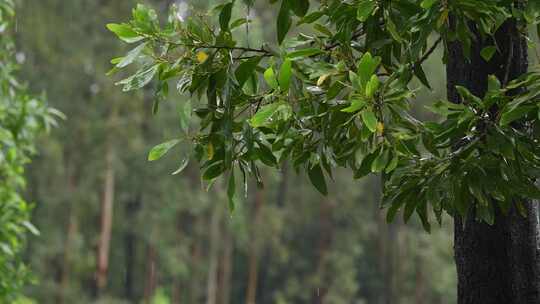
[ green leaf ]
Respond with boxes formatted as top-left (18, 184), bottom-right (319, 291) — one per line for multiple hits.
top-left (277, 0), bottom-right (292, 45)
top-left (480, 46), bottom-right (497, 62)
top-left (298, 11), bottom-right (324, 25)
top-left (219, 2), bottom-right (234, 31)
top-left (22, 221), bottom-right (40, 236)
top-left (308, 164), bottom-right (328, 195)
top-left (420, 0), bottom-right (437, 9)
top-left (487, 75), bottom-right (501, 92)
top-left (287, 48), bottom-right (323, 59)
top-left (264, 67), bottom-right (279, 89)
top-left (116, 42), bottom-right (147, 68)
top-left (179, 100), bottom-right (192, 133)
top-left (477, 204), bottom-right (495, 225)
top-left (361, 110), bottom-right (378, 133)
top-left (116, 64), bottom-right (159, 91)
top-left (227, 169), bottom-right (237, 213)
top-left (171, 157), bottom-right (190, 175)
top-left (148, 139), bottom-right (181, 161)
top-left (235, 57), bottom-right (262, 87)
top-left (385, 16), bottom-right (402, 42)
top-left (413, 64), bottom-right (431, 89)
top-left (203, 161), bottom-right (225, 181)
top-left (403, 197), bottom-right (417, 223)
top-left (386, 200), bottom-right (404, 223)
top-left (385, 154), bottom-right (399, 173)
top-left (371, 149), bottom-right (389, 173)
top-left (499, 105), bottom-right (535, 126)
top-left (250, 103), bottom-right (281, 127)
top-left (230, 18), bottom-right (248, 29)
top-left (355, 152), bottom-right (377, 179)
top-left (365, 75), bottom-right (380, 98)
top-left (107, 23), bottom-right (144, 43)
top-left (357, 0), bottom-right (377, 22)
top-left (279, 59), bottom-right (292, 92)
top-left (357, 53), bottom-right (381, 88)
top-left (342, 99), bottom-right (366, 113)
top-left (289, 0), bottom-right (309, 17)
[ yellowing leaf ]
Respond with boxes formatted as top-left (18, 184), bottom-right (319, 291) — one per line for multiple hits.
top-left (437, 9), bottom-right (449, 28)
top-left (207, 142), bottom-right (215, 160)
top-left (317, 74), bottom-right (331, 87)
top-left (376, 122), bottom-right (384, 134)
top-left (196, 51), bottom-right (209, 63)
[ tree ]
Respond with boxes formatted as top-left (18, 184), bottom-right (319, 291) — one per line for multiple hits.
top-left (108, 0), bottom-right (540, 302)
top-left (0, 0), bottom-right (58, 300)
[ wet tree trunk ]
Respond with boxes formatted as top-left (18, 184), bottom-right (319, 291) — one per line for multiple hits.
top-left (447, 17), bottom-right (540, 304)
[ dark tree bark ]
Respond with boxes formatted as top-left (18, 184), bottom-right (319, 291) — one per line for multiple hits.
top-left (447, 17), bottom-right (540, 304)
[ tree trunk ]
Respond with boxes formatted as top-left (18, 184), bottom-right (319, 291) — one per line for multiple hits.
top-left (218, 231), bottom-right (234, 304)
top-left (143, 245), bottom-right (157, 303)
top-left (245, 187), bottom-right (264, 304)
top-left (124, 195), bottom-right (141, 301)
top-left (190, 237), bottom-right (203, 303)
top-left (172, 279), bottom-right (182, 304)
top-left (414, 238), bottom-right (425, 304)
top-left (386, 222), bottom-right (398, 304)
top-left (57, 159), bottom-right (79, 304)
top-left (206, 205), bottom-right (222, 304)
top-left (447, 17), bottom-right (540, 304)
top-left (311, 198), bottom-right (334, 304)
top-left (95, 140), bottom-right (116, 295)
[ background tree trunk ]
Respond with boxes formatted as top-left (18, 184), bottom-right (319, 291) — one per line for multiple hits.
top-left (124, 195), bottom-right (141, 301)
top-left (206, 205), bottom-right (221, 304)
top-left (245, 187), bottom-right (264, 304)
top-left (218, 231), bottom-right (233, 304)
top-left (143, 244), bottom-right (157, 303)
top-left (95, 140), bottom-right (116, 296)
top-left (447, 17), bottom-right (540, 304)
top-left (311, 198), bottom-right (334, 304)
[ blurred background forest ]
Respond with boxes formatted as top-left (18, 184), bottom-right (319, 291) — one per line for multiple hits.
top-left (15, 1), bottom-right (457, 303)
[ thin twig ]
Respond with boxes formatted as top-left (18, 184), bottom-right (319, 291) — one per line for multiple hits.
top-left (324, 29), bottom-right (365, 51)
top-left (415, 37), bottom-right (443, 67)
top-left (234, 54), bottom-right (273, 60)
top-left (503, 26), bottom-right (514, 86)
top-left (163, 38), bottom-right (271, 55)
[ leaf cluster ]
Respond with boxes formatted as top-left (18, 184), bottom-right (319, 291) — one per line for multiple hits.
top-left (108, 0), bottom-right (540, 230)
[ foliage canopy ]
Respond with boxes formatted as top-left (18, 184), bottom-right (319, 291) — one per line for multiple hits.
top-left (109, 0), bottom-right (540, 231)
top-left (0, 0), bottom-right (59, 298)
